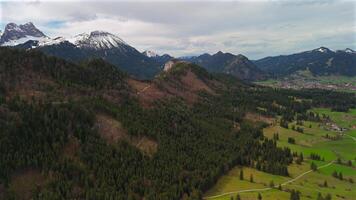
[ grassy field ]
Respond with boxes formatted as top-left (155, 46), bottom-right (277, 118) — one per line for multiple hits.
top-left (204, 108), bottom-right (356, 200)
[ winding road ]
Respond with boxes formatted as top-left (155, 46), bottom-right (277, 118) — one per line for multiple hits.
top-left (203, 160), bottom-right (335, 199)
top-left (345, 133), bottom-right (356, 141)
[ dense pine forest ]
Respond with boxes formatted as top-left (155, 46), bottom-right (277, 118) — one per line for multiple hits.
top-left (0, 47), bottom-right (355, 200)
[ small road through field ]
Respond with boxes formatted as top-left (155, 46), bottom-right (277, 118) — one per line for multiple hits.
top-left (345, 133), bottom-right (356, 141)
top-left (137, 85), bottom-right (151, 95)
top-left (203, 160), bottom-right (335, 199)
top-left (204, 131), bottom-right (356, 199)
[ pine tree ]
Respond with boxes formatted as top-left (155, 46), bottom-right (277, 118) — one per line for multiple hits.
top-left (269, 180), bottom-right (274, 187)
top-left (310, 162), bottom-right (317, 171)
top-left (332, 170), bottom-right (338, 178)
top-left (278, 184), bottom-right (282, 190)
top-left (324, 193), bottom-right (332, 200)
top-left (338, 172), bottom-right (343, 180)
top-left (299, 153), bottom-right (303, 162)
top-left (236, 194), bottom-right (241, 200)
top-left (317, 192), bottom-right (323, 200)
top-left (239, 169), bottom-right (244, 180)
top-left (323, 180), bottom-right (328, 187)
top-left (250, 174), bottom-right (254, 183)
top-left (348, 160), bottom-right (352, 166)
top-left (290, 190), bottom-right (300, 200)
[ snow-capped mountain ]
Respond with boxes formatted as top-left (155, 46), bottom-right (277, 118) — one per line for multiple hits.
top-left (143, 50), bottom-right (159, 58)
top-left (0, 22), bottom-right (48, 46)
top-left (309, 47), bottom-right (333, 54)
top-left (0, 22), bottom-right (128, 51)
top-left (68, 31), bottom-right (127, 50)
top-left (0, 22), bottom-right (162, 79)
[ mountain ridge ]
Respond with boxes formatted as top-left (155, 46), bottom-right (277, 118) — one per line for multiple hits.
top-left (254, 47), bottom-right (356, 77)
top-left (1, 22), bottom-right (162, 79)
top-left (183, 51), bottom-right (267, 81)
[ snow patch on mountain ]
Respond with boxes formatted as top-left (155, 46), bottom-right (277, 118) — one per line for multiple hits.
top-left (1, 36), bottom-right (50, 46)
top-left (69, 31), bottom-right (127, 50)
top-left (343, 48), bottom-right (355, 54)
top-left (316, 47), bottom-right (332, 53)
top-left (38, 37), bottom-right (66, 46)
top-left (143, 50), bottom-right (159, 57)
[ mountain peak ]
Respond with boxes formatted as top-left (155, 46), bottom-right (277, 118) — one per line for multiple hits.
top-left (5, 22), bottom-right (18, 30)
top-left (90, 30), bottom-right (112, 37)
top-left (20, 22), bottom-right (36, 29)
top-left (0, 22), bottom-right (47, 45)
top-left (213, 51), bottom-right (236, 57)
top-left (314, 47), bottom-right (332, 53)
top-left (344, 48), bottom-right (355, 53)
top-left (236, 54), bottom-right (248, 60)
top-left (70, 30), bottom-right (127, 50)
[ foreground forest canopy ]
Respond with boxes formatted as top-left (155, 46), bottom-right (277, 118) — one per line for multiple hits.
top-left (0, 47), bottom-right (355, 200)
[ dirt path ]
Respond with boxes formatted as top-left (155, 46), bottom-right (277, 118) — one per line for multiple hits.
top-left (203, 160), bottom-right (335, 199)
top-left (137, 85), bottom-right (151, 95)
top-left (345, 134), bottom-right (356, 141)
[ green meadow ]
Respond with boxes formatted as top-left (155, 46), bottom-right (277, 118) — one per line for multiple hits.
top-left (204, 108), bottom-right (356, 200)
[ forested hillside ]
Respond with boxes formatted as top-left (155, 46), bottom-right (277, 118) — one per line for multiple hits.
top-left (0, 47), bottom-right (355, 199)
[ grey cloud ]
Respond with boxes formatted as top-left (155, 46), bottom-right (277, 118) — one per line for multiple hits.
top-left (1, 0), bottom-right (355, 59)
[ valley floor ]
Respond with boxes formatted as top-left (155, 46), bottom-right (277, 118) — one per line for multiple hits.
top-left (255, 74), bottom-right (356, 93)
top-left (204, 109), bottom-right (356, 200)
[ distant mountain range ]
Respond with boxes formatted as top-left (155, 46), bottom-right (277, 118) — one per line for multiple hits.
top-left (254, 47), bottom-right (356, 77)
top-left (183, 51), bottom-right (267, 81)
top-left (1, 22), bottom-right (355, 80)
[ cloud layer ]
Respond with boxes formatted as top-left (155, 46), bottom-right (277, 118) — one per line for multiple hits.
top-left (1, 0), bottom-right (355, 58)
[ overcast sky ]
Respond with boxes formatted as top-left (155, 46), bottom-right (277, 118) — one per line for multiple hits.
top-left (0, 0), bottom-right (355, 59)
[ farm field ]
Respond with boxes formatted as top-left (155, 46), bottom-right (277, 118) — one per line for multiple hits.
top-left (204, 109), bottom-right (356, 200)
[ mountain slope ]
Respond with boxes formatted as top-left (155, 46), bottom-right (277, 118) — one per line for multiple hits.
top-left (1, 46), bottom-right (355, 200)
top-left (129, 59), bottom-right (218, 106)
top-left (27, 34), bottom-right (161, 79)
top-left (38, 31), bottom-right (161, 79)
top-left (255, 47), bottom-right (356, 76)
top-left (0, 47), bottom-right (128, 102)
top-left (184, 51), bottom-right (266, 81)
